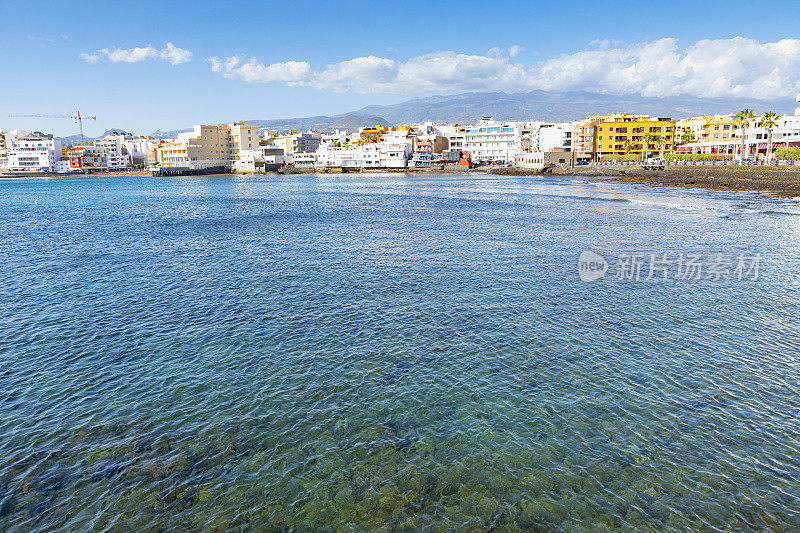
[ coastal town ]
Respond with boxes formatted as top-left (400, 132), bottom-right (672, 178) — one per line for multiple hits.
top-left (2, 94), bottom-right (800, 176)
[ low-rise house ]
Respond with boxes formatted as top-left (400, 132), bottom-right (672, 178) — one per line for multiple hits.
top-left (315, 144), bottom-right (381, 169)
top-left (52, 160), bottom-right (71, 173)
top-left (442, 149), bottom-right (471, 167)
top-left (515, 151), bottom-right (590, 169)
top-left (292, 152), bottom-right (316, 167)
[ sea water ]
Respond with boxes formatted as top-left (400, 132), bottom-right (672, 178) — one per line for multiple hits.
top-left (1, 173), bottom-right (799, 531)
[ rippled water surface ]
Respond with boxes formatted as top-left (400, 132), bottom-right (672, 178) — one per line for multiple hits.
top-left (1, 173), bottom-right (800, 531)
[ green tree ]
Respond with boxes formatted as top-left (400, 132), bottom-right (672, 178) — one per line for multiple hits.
top-left (775, 147), bottom-right (800, 161)
top-left (733, 109), bottom-right (756, 160)
top-left (678, 130), bottom-right (696, 146)
top-left (623, 138), bottom-right (633, 155)
top-left (758, 111), bottom-right (781, 163)
top-left (641, 132), bottom-right (657, 161)
top-left (654, 135), bottom-right (667, 158)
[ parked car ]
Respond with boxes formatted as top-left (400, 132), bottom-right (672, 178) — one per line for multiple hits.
top-left (644, 157), bottom-right (666, 170)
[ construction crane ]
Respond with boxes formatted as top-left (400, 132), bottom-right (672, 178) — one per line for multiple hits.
top-left (8, 110), bottom-right (96, 145)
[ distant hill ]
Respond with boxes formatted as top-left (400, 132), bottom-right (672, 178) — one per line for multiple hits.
top-left (55, 90), bottom-right (796, 144)
top-left (147, 114), bottom-right (391, 139)
top-left (355, 90), bottom-right (794, 124)
top-left (55, 128), bottom-right (133, 145)
top-left (247, 113), bottom-right (392, 133)
top-left (150, 128), bottom-right (193, 139)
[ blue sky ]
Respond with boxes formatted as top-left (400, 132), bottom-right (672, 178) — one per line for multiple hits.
top-left (2, 0), bottom-right (799, 136)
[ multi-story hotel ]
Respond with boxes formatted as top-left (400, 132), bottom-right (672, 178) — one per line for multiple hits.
top-left (5, 132), bottom-right (62, 171)
top-left (459, 117), bottom-right (521, 164)
top-left (160, 122), bottom-right (258, 170)
top-left (593, 116), bottom-right (676, 159)
top-left (677, 96), bottom-right (800, 157)
top-left (675, 115), bottom-right (740, 144)
top-left (68, 144), bottom-right (106, 170)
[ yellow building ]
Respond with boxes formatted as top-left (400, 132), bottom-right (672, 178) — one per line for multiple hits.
top-left (0, 132), bottom-right (7, 169)
top-left (574, 114), bottom-right (651, 155)
top-left (359, 125), bottom-right (389, 143)
top-left (675, 115), bottom-right (740, 144)
top-left (593, 116), bottom-right (676, 159)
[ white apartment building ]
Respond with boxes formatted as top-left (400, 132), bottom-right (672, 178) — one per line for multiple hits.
top-left (292, 152), bottom-right (316, 167)
top-left (460, 118), bottom-right (522, 164)
top-left (517, 122), bottom-right (573, 154)
top-left (53, 160), bottom-right (72, 173)
top-left (534, 123), bottom-right (573, 152)
top-left (106, 151), bottom-right (128, 169)
top-left (292, 152), bottom-right (317, 167)
top-left (124, 137), bottom-right (155, 164)
top-left (316, 144), bottom-right (381, 168)
top-left (438, 125), bottom-right (466, 152)
top-left (94, 137), bottom-right (129, 169)
top-left (287, 132), bottom-right (323, 154)
top-left (378, 131), bottom-right (413, 168)
top-left (95, 135), bottom-right (125, 154)
top-left (232, 145), bottom-right (292, 173)
top-left (271, 132), bottom-right (322, 155)
top-left (6, 132), bottom-right (62, 171)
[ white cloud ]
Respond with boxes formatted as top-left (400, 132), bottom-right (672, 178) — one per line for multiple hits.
top-left (205, 37), bottom-right (800, 100)
top-left (527, 37), bottom-right (800, 100)
top-left (208, 55), bottom-right (311, 84)
top-left (104, 45), bottom-right (159, 63)
top-left (312, 56), bottom-right (399, 91)
top-left (81, 42), bottom-right (193, 65)
top-left (80, 52), bottom-right (100, 64)
top-left (390, 51), bottom-right (528, 94)
top-left (160, 42), bottom-right (193, 65)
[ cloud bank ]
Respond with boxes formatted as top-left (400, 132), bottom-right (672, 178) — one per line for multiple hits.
top-left (208, 56), bottom-right (311, 84)
top-left (81, 42), bottom-right (192, 65)
top-left (207, 38), bottom-right (800, 100)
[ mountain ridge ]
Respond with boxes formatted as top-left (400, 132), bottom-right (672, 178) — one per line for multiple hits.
top-left (55, 90), bottom-right (795, 143)
top-left (354, 90), bottom-right (793, 124)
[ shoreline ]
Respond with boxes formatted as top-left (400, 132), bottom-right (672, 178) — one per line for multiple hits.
top-left (4, 165), bottom-right (799, 198)
top-left (488, 166), bottom-right (800, 198)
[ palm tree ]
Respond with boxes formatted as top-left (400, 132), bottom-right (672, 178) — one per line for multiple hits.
top-left (734, 109), bottom-right (756, 160)
top-left (678, 130), bottom-right (696, 146)
top-left (623, 138), bottom-right (633, 156)
top-left (759, 111), bottom-right (781, 163)
top-left (641, 132), bottom-right (657, 161)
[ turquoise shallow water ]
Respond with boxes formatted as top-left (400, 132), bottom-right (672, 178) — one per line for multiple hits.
top-left (1, 173), bottom-right (799, 531)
